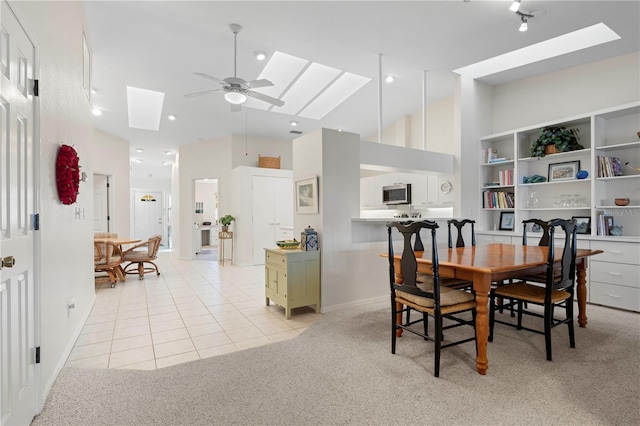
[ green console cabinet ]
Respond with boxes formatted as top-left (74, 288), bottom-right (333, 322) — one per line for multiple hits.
top-left (264, 248), bottom-right (320, 319)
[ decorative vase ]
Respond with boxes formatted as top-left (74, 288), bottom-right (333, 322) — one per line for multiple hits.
top-left (221, 225), bottom-right (229, 232)
top-left (609, 225), bottom-right (623, 236)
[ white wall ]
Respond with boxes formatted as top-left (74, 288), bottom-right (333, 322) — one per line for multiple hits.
top-left (491, 53), bottom-right (640, 133)
top-left (230, 134), bottom-right (293, 170)
top-left (176, 136), bottom-right (232, 259)
top-left (364, 96), bottom-right (455, 154)
top-left (15, 0), bottom-right (95, 411)
top-left (92, 129), bottom-right (130, 237)
top-left (176, 134), bottom-right (290, 259)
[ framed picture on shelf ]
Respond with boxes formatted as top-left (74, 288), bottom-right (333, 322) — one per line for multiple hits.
top-left (548, 160), bottom-right (580, 182)
top-left (572, 216), bottom-right (591, 234)
top-left (498, 211), bottom-right (515, 231)
top-left (295, 176), bottom-right (319, 214)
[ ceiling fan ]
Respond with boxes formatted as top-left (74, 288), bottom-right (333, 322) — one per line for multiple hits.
top-left (185, 24), bottom-right (284, 111)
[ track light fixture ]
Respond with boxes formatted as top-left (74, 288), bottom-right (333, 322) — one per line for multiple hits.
top-left (516, 10), bottom-right (534, 32)
top-left (509, 0), bottom-right (521, 12)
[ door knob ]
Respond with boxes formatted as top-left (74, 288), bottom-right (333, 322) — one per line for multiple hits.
top-left (1, 256), bottom-right (15, 269)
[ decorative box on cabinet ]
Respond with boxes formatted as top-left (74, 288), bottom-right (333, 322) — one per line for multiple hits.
top-left (265, 248), bottom-right (320, 319)
top-left (589, 240), bottom-right (640, 312)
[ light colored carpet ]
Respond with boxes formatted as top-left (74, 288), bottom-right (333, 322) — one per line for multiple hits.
top-left (32, 301), bottom-right (640, 425)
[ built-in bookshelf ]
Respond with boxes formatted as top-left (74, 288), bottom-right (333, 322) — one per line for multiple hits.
top-left (478, 102), bottom-right (640, 239)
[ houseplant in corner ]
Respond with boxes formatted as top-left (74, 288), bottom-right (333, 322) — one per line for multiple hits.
top-left (530, 126), bottom-right (583, 158)
top-left (219, 214), bottom-right (235, 232)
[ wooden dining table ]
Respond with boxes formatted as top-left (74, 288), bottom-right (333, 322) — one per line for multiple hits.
top-left (94, 237), bottom-right (141, 282)
top-left (386, 243), bottom-right (603, 375)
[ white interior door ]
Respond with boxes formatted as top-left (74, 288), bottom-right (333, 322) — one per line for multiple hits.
top-left (93, 174), bottom-right (109, 233)
top-left (252, 176), bottom-right (293, 264)
top-left (133, 191), bottom-right (163, 241)
top-left (0, 1), bottom-right (38, 423)
top-left (252, 176), bottom-right (275, 264)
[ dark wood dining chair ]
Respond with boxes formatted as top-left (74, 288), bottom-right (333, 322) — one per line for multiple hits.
top-left (447, 219), bottom-right (476, 248)
top-left (387, 220), bottom-right (477, 377)
top-left (444, 219), bottom-right (476, 290)
top-left (489, 218), bottom-right (578, 361)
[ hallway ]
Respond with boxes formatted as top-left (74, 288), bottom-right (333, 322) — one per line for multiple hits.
top-left (68, 252), bottom-right (320, 370)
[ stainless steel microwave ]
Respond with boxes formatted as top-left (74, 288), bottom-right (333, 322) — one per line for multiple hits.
top-left (382, 183), bottom-right (411, 205)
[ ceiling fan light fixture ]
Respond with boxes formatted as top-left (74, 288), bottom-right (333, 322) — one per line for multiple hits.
top-left (224, 91), bottom-right (247, 104)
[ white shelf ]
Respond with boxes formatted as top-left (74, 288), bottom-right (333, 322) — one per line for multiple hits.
top-left (595, 205), bottom-right (640, 209)
top-left (520, 207), bottom-right (590, 211)
top-left (481, 208), bottom-right (514, 211)
top-left (481, 185), bottom-right (514, 190)
top-left (595, 141), bottom-right (640, 152)
top-left (519, 149), bottom-right (591, 162)
top-left (595, 175), bottom-right (640, 181)
top-left (518, 178), bottom-right (591, 187)
top-left (481, 160), bottom-right (514, 167)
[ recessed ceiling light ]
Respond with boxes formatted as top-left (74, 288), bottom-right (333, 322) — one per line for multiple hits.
top-left (338, 128), bottom-right (344, 132)
top-left (91, 88), bottom-right (97, 94)
top-left (91, 108), bottom-right (102, 116)
top-left (290, 121), bottom-right (298, 127)
top-left (136, 148), bottom-right (144, 153)
top-left (168, 114), bottom-right (176, 120)
top-left (385, 75), bottom-right (395, 83)
top-left (164, 150), bottom-right (172, 155)
top-left (135, 159), bottom-right (143, 163)
top-left (254, 50), bottom-right (267, 61)
top-left (162, 161), bottom-right (170, 165)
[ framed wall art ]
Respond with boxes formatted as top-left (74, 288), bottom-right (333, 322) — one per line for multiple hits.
top-left (498, 211), bottom-right (515, 231)
top-left (295, 176), bottom-right (318, 214)
top-left (548, 160), bottom-right (580, 182)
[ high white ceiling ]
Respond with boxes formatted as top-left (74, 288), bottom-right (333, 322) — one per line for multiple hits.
top-left (84, 1), bottom-right (640, 181)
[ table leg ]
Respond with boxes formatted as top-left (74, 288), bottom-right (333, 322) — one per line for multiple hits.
top-left (474, 273), bottom-right (490, 375)
top-left (576, 259), bottom-right (588, 328)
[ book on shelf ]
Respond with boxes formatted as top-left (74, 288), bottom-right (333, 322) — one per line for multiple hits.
top-left (482, 147), bottom-right (498, 164)
top-left (482, 191), bottom-right (514, 209)
top-left (498, 169), bottom-right (513, 186)
top-left (489, 157), bottom-right (508, 163)
top-left (597, 156), bottom-right (623, 177)
top-left (596, 213), bottom-right (615, 235)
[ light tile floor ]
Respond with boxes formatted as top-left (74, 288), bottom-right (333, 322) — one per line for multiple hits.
top-left (68, 251), bottom-right (321, 370)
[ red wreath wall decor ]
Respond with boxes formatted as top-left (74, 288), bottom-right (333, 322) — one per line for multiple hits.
top-left (56, 144), bottom-right (80, 205)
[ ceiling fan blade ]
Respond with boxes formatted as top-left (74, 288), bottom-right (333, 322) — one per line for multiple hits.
top-left (247, 91), bottom-right (284, 107)
top-left (193, 72), bottom-right (225, 84)
top-left (230, 103), bottom-right (242, 113)
top-left (184, 89), bottom-right (220, 98)
top-left (245, 79), bottom-right (273, 89)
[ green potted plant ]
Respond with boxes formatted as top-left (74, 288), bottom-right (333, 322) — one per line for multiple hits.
top-left (530, 126), bottom-right (583, 158)
top-left (219, 214), bottom-right (235, 232)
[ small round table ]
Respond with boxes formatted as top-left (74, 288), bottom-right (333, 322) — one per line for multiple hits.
top-left (218, 231), bottom-right (233, 265)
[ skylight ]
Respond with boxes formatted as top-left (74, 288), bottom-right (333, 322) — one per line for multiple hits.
top-left (126, 86), bottom-right (165, 131)
top-left (251, 51), bottom-right (371, 119)
top-left (453, 23), bottom-right (620, 79)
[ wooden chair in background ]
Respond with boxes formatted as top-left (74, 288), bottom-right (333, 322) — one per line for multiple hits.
top-left (94, 240), bottom-right (123, 288)
top-left (122, 235), bottom-right (162, 280)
